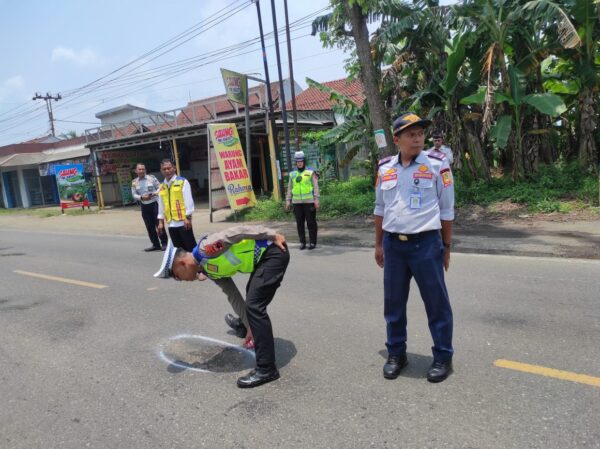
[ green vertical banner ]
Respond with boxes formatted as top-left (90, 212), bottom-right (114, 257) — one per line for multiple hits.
top-left (220, 68), bottom-right (247, 105)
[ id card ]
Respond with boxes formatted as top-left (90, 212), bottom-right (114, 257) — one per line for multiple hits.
top-left (409, 192), bottom-right (422, 209)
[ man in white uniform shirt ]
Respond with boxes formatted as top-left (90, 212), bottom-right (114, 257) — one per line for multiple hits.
top-left (374, 113), bottom-right (455, 383)
top-left (131, 163), bottom-right (168, 252)
top-left (157, 159), bottom-right (196, 251)
top-left (427, 130), bottom-right (453, 165)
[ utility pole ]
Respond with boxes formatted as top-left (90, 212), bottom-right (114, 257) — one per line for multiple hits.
top-left (283, 0), bottom-right (300, 150)
top-left (32, 92), bottom-right (61, 137)
top-left (252, 0), bottom-right (285, 196)
top-left (269, 0), bottom-right (293, 172)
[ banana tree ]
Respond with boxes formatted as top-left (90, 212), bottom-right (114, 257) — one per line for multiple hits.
top-left (461, 65), bottom-right (567, 179)
top-left (524, 0), bottom-right (599, 170)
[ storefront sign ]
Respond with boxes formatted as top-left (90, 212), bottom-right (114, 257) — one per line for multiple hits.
top-left (55, 164), bottom-right (90, 210)
top-left (208, 123), bottom-right (256, 211)
top-left (220, 68), bottom-right (247, 105)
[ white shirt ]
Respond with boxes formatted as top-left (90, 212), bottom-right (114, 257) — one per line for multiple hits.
top-left (426, 145), bottom-right (453, 164)
top-left (131, 175), bottom-right (160, 205)
top-left (374, 151), bottom-right (454, 234)
top-left (157, 176), bottom-right (195, 228)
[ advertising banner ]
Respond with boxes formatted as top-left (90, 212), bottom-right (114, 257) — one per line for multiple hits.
top-left (116, 167), bottom-right (134, 204)
top-left (208, 123), bottom-right (256, 210)
top-left (220, 68), bottom-right (247, 105)
top-left (55, 164), bottom-right (90, 210)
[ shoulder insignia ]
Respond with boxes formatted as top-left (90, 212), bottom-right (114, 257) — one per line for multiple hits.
top-left (378, 155), bottom-right (394, 167)
top-left (427, 151), bottom-right (446, 161)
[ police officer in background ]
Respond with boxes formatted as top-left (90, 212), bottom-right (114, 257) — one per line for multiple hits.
top-left (427, 130), bottom-right (454, 166)
top-left (157, 159), bottom-right (196, 251)
top-left (374, 112), bottom-right (455, 383)
top-left (131, 163), bottom-right (168, 251)
top-left (285, 151), bottom-right (320, 250)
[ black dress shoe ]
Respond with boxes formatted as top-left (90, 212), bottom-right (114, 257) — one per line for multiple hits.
top-left (224, 313), bottom-right (247, 338)
top-left (383, 354), bottom-right (408, 379)
top-left (237, 369), bottom-right (280, 388)
top-left (427, 360), bottom-right (453, 383)
top-left (144, 246), bottom-right (161, 252)
top-left (299, 243), bottom-right (306, 250)
top-left (308, 243), bottom-right (316, 250)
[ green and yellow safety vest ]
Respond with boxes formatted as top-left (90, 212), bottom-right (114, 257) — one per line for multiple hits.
top-left (290, 169), bottom-right (315, 201)
top-left (202, 239), bottom-right (267, 279)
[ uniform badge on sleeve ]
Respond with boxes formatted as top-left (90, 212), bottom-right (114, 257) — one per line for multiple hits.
top-left (441, 168), bottom-right (453, 187)
top-left (207, 263), bottom-right (219, 273)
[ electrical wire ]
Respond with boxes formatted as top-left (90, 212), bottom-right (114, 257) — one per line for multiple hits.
top-left (0, 5), bottom-right (333, 140)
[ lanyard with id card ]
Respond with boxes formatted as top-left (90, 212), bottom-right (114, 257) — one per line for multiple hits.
top-left (409, 189), bottom-right (422, 209)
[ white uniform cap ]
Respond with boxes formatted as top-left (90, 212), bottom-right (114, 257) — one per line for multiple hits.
top-left (294, 151), bottom-right (305, 161)
top-left (154, 240), bottom-right (176, 278)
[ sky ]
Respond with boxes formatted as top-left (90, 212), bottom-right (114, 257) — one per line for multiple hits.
top-left (0, 0), bottom-right (455, 146)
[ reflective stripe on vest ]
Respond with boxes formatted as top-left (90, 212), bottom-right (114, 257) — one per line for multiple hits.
top-left (159, 178), bottom-right (186, 223)
top-left (290, 169), bottom-right (314, 201)
top-left (202, 239), bottom-right (266, 279)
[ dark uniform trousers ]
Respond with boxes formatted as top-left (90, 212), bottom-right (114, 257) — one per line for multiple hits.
top-left (245, 244), bottom-right (290, 371)
top-left (168, 226), bottom-right (197, 252)
top-left (293, 203), bottom-right (318, 245)
top-left (141, 202), bottom-right (168, 248)
top-left (383, 230), bottom-right (453, 363)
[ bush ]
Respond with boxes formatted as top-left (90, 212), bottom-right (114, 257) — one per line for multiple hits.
top-left (240, 163), bottom-right (597, 221)
top-left (319, 177), bottom-right (375, 218)
top-left (456, 161), bottom-right (599, 211)
top-left (241, 176), bottom-right (375, 221)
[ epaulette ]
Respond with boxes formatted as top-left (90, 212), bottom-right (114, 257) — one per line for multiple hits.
top-left (427, 151), bottom-right (446, 161)
top-left (378, 155), bottom-right (394, 166)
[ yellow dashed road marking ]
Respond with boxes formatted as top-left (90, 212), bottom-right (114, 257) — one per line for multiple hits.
top-left (14, 270), bottom-right (108, 289)
top-left (494, 359), bottom-right (600, 388)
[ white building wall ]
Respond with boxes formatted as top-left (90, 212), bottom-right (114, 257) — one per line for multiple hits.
top-left (17, 168), bottom-right (30, 208)
top-left (0, 171), bottom-right (8, 208)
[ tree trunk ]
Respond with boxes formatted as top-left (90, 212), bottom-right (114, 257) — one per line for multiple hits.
top-left (577, 86), bottom-right (598, 171)
top-left (464, 119), bottom-right (491, 182)
top-left (343, 1), bottom-right (395, 157)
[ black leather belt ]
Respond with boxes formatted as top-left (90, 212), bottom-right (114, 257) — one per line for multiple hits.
top-left (386, 229), bottom-right (439, 241)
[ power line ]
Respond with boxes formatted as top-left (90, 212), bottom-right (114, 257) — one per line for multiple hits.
top-left (0, 5), bottom-right (332, 140)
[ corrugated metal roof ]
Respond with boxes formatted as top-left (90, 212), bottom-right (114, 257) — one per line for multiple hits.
top-left (0, 153), bottom-right (47, 167)
top-left (0, 145), bottom-right (89, 168)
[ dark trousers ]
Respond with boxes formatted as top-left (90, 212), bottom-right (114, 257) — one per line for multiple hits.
top-left (383, 230), bottom-right (453, 362)
top-left (141, 202), bottom-right (167, 248)
top-left (245, 244), bottom-right (290, 371)
top-left (293, 203), bottom-right (318, 245)
top-left (168, 226), bottom-right (197, 252)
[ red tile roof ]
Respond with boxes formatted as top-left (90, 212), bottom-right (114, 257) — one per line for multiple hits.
top-left (177, 83), bottom-right (281, 124)
top-left (286, 78), bottom-right (364, 111)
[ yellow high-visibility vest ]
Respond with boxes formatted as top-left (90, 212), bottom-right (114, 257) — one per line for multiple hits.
top-left (159, 177), bottom-right (186, 223)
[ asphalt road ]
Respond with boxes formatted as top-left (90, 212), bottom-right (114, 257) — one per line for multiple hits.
top-left (1, 229), bottom-right (599, 449)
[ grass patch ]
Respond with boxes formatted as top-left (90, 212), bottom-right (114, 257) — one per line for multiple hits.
top-left (456, 162), bottom-right (599, 212)
top-left (238, 162), bottom-right (598, 221)
top-left (239, 176), bottom-right (375, 221)
top-left (0, 206), bottom-right (98, 218)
